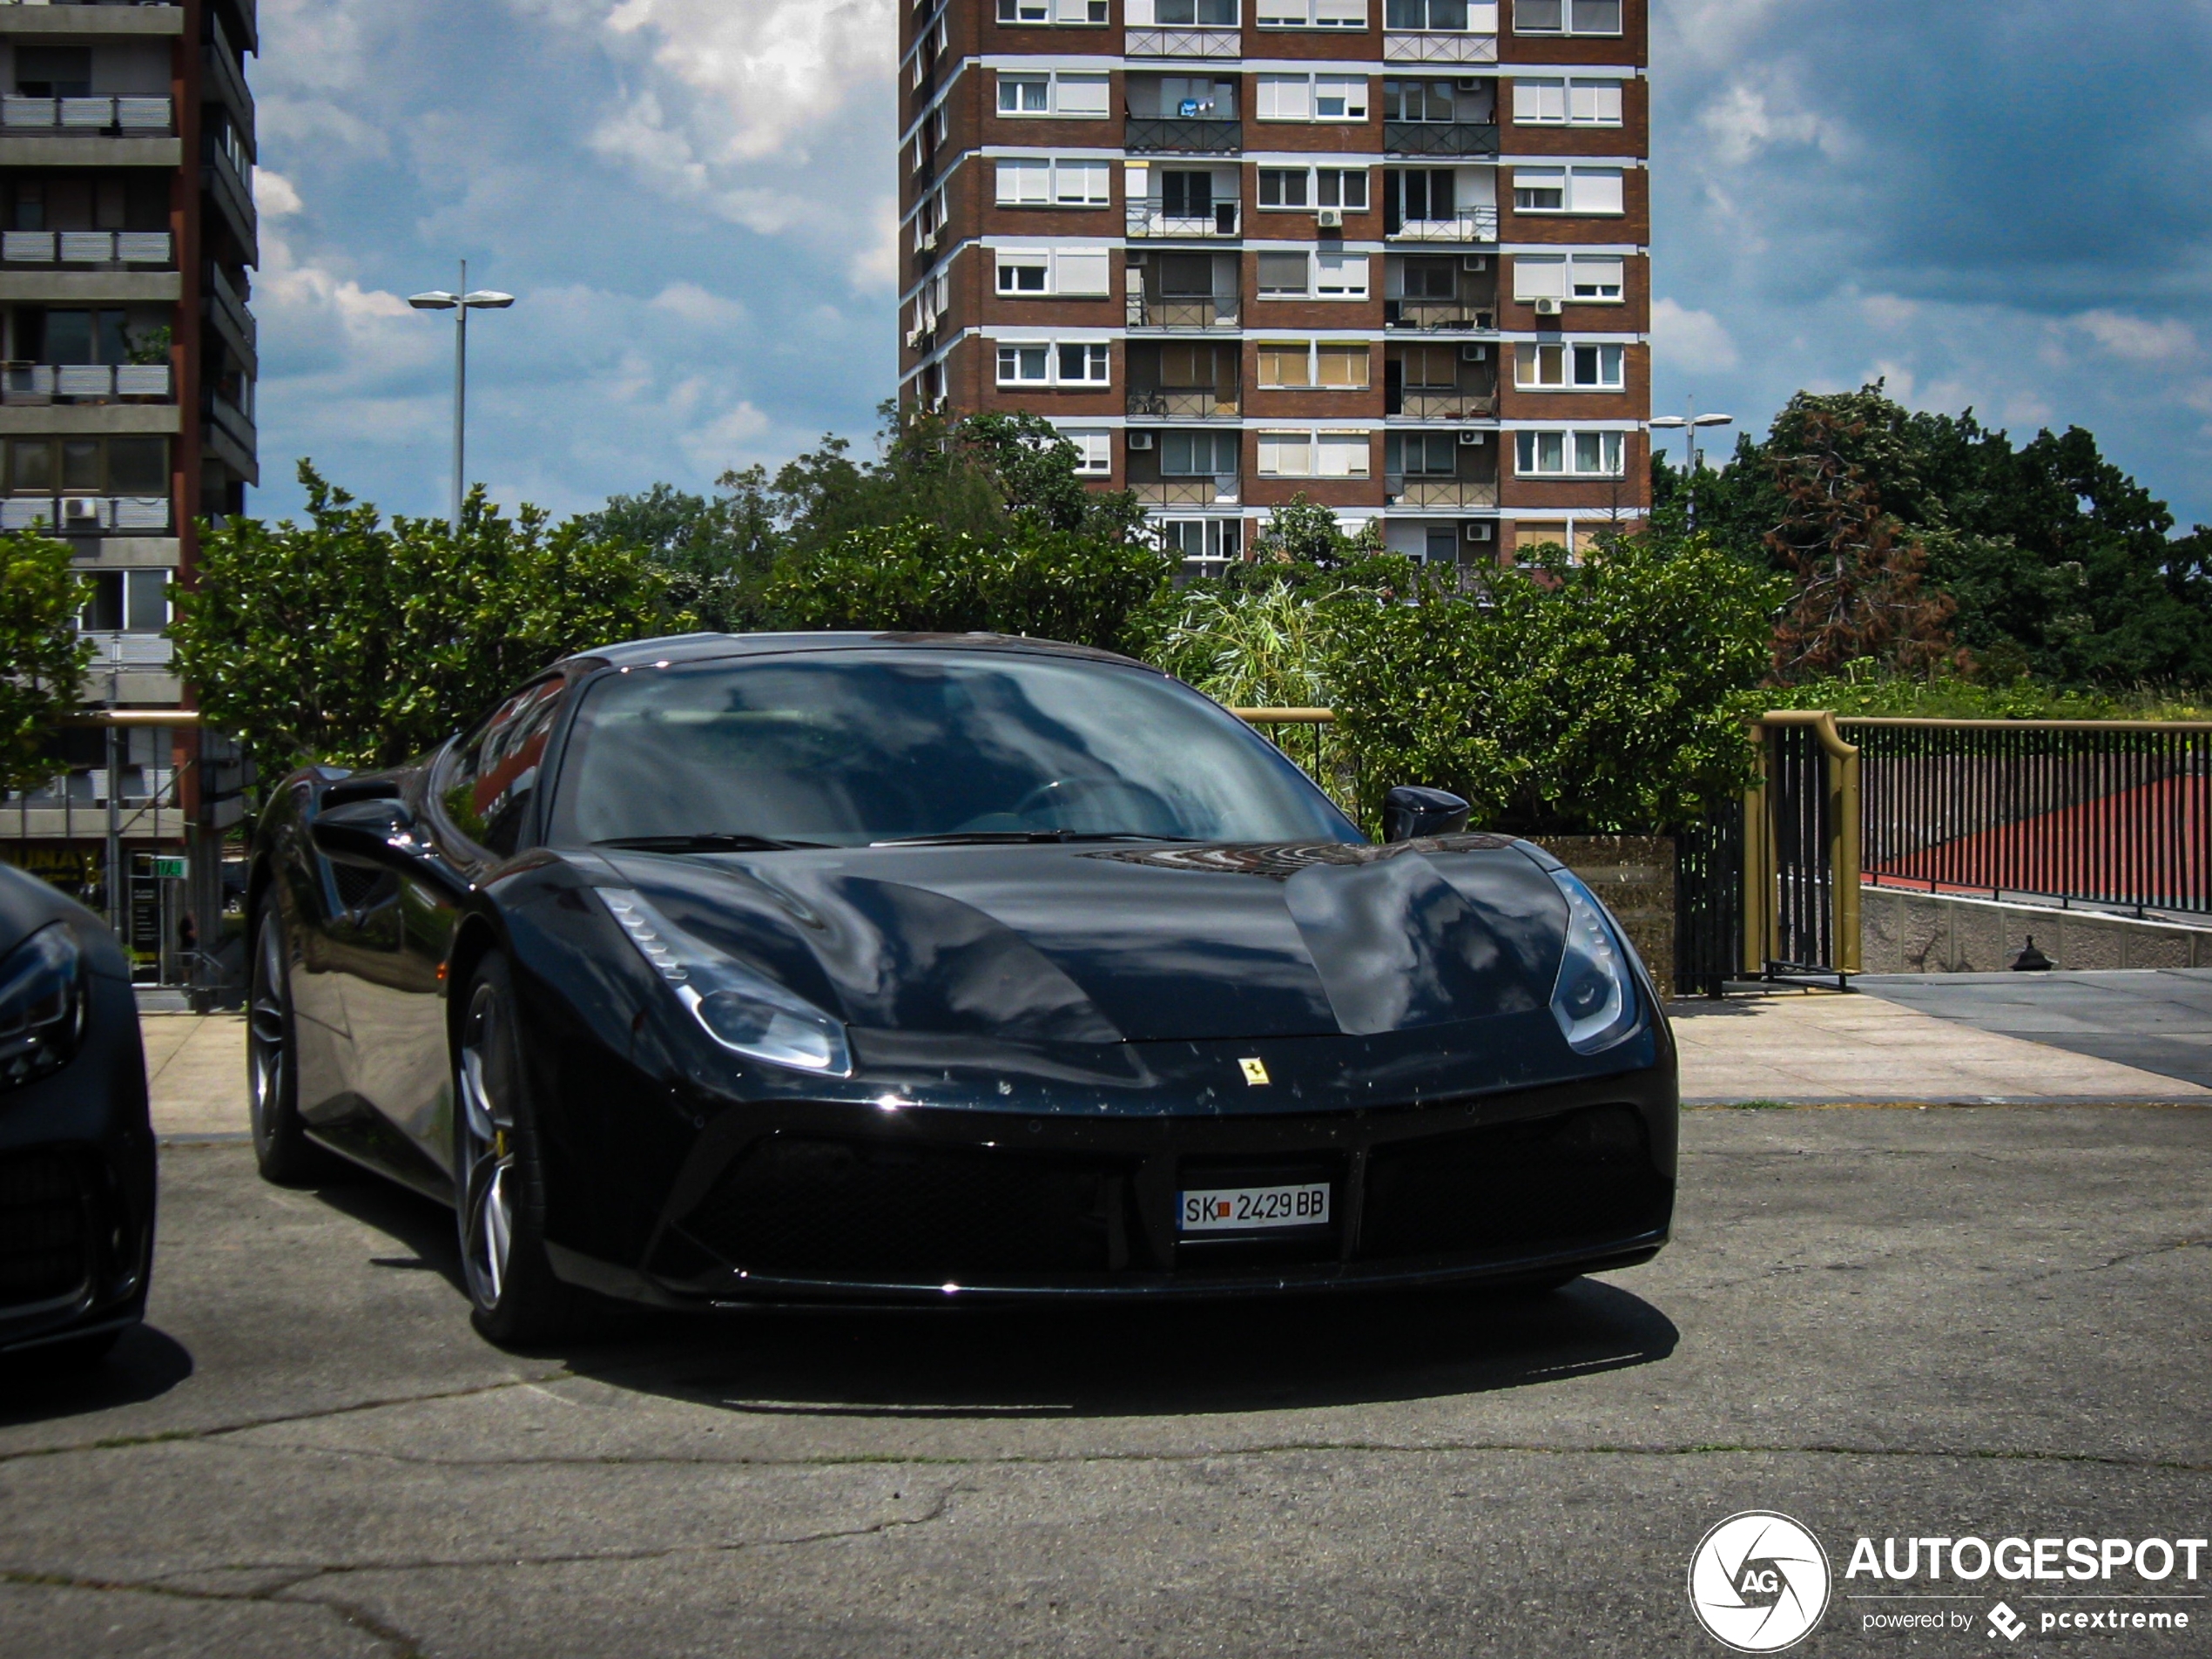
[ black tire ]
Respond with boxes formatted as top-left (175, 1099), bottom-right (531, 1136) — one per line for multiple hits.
top-left (248, 894), bottom-right (342, 1185)
top-left (454, 954), bottom-right (590, 1347)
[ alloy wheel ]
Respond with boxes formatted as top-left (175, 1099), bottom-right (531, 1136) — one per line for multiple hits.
top-left (457, 980), bottom-right (517, 1312)
top-left (248, 915), bottom-right (287, 1143)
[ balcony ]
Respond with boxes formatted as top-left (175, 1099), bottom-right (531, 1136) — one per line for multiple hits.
top-left (1, 95), bottom-right (174, 133)
top-left (1385, 300), bottom-right (1494, 331)
top-left (1134, 476), bottom-right (1239, 507)
top-left (1386, 207), bottom-right (1500, 243)
top-left (1383, 121), bottom-right (1499, 157)
top-left (1124, 117), bottom-right (1241, 155)
top-left (1126, 200), bottom-right (1239, 238)
top-left (1123, 25), bottom-right (1240, 56)
top-left (1389, 391), bottom-right (1496, 419)
top-left (1385, 476), bottom-right (1499, 507)
top-left (1382, 30), bottom-right (1498, 63)
top-left (1128, 388), bottom-right (1240, 419)
top-left (1, 230), bottom-right (172, 266)
top-left (1127, 295), bottom-right (1239, 330)
top-left (0, 495), bottom-right (171, 533)
top-left (2, 362), bottom-right (173, 404)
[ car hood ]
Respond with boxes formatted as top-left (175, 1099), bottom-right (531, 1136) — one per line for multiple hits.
top-left (604, 837), bottom-right (1568, 1046)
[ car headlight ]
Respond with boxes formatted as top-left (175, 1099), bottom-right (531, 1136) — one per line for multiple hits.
top-left (1547, 868), bottom-right (1642, 1055)
top-left (597, 888), bottom-right (852, 1077)
top-left (0, 923), bottom-right (88, 1091)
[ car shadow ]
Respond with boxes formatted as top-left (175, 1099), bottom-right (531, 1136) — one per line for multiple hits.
top-left (0, 1322), bottom-right (194, 1425)
top-left (298, 1175), bottom-right (1680, 1420)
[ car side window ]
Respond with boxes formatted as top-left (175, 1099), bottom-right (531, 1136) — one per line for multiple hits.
top-left (440, 678), bottom-right (567, 857)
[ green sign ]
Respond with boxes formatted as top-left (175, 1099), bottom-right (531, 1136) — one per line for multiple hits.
top-left (152, 856), bottom-right (188, 880)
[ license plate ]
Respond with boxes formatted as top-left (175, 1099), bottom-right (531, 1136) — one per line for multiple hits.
top-left (1177, 1183), bottom-right (1332, 1233)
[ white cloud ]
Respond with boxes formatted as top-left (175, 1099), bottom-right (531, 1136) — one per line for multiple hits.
top-left (2074, 310), bottom-right (2198, 366)
top-left (1859, 293), bottom-right (1917, 329)
top-left (253, 167), bottom-right (305, 219)
top-left (649, 281), bottom-right (749, 328)
top-left (1697, 79), bottom-right (1844, 167)
top-left (1652, 298), bottom-right (1743, 373)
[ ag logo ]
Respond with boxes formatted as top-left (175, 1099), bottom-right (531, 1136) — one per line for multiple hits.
top-left (1688, 1511), bottom-right (1831, 1652)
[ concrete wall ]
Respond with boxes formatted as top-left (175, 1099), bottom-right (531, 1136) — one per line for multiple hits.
top-left (1859, 885), bottom-right (2212, 974)
top-left (1529, 834), bottom-right (1676, 1001)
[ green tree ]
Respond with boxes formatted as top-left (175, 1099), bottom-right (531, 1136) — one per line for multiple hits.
top-left (760, 517), bottom-right (1171, 657)
top-left (0, 531), bottom-right (89, 792)
top-left (172, 462), bottom-right (687, 787)
top-left (1325, 534), bottom-right (1782, 833)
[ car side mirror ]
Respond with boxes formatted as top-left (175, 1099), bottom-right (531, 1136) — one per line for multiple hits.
top-left (1382, 786), bottom-right (1471, 843)
top-left (310, 798), bottom-right (422, 867)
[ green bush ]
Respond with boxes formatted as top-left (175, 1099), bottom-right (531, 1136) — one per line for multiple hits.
top-left (0, 531), bottom-right (89, 792)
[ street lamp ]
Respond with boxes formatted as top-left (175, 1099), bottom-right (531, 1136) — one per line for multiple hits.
top-left (408, 260), bottom-right (516, 535)
top-left (1650, 403), bottom-right (1733, 530)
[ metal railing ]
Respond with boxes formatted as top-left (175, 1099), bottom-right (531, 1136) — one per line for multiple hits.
top-left (1384, 477), bottom-right (1499, 507)
top-left (1389, 390), bottom-right (1496, 418)
top-left (1382, 31), bottom-right (1499, 63)
top-left (2, 361), bottom-right (172, 403)
top-left (1743, 711), bottom-right (1861, 981)
top-left (1132, 475), bottom-right (1239, 506)
top-left (1126, 294), bottom-right (1239, 329)
top-left (0, 95), bottom-right (172, 132)
top-left (1385, 299), bottom-right (1494, 332)
top-left (1125, 200), bottom-right (1240, 237)
top-left (1123, 24), bottom-right (1241, 55)
top-left (1384, 121), bottom-right (1500, 156)
top-left (1385, 207), bottom-right (1501, 242)
top-left (1123, 116), bottom-right (1242, 154)
top-left (1, 229), bottom-right (172, 265)
top-left (0, 496), bottom-right (172, 532)
top-left (1844, 718), bottom-right (2211, 917)
top-left (1128, 388), bottom-right (1240, 418)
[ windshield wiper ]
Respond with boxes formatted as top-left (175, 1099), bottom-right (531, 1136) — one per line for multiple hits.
top-left (871, 831), bottom-right (1198, 846)
top-left (594, 833), bottom-right (824, 853)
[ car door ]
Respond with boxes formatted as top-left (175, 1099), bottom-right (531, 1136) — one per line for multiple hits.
top-left (341, 677), bottom-right (570, 1177)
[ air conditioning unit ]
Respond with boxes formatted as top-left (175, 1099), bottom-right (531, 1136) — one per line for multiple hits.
top-left (1460, 256), bottom-right (1487, 272)
top-left (61, 497), bottom-right (102, 529)
top-left (1474, 309), bottom-right (1494, 328)
top-left (905, 327), bottom-right (927, 349)
top-left (1457, 429), bottom-right (1485, 446)
top-left (1316, 207), bottom-right (1344, 230)
top-left (1532, 296), bottom-right (1563, 316)
top-left (1464, 521), bottom-right (1494, 542)
top-left (1454, 78), bottom-right (1484, 92)
top-left (920, 229), bottom-right (939, 252)
top-left (1126, 431), bottom-right (1156, 450)
top-left (1459, 343), bottom-right (1488, 361)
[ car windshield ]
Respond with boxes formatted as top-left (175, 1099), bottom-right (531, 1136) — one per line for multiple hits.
top-left (545, 650), bottom-right (1359, 849)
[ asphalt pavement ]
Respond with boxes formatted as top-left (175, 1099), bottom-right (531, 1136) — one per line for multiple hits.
top-left (3, 1105), bottom-right (2208, 1657)
top-left (1858, 968), bottom-right (2212, 1090)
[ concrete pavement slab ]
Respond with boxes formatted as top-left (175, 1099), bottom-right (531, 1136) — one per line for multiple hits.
top-left (142, 1012), bottom-right (249, 1139)
top-left (1858, 969), bottom-right (2212, 1090)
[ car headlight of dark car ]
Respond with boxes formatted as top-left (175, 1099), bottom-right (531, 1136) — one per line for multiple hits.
top-left (598, 888), bottom-right (853, 1077)
top-left (0, 922), bottom-right (88, 1090)
top-left (1546, 868), bottom-right (1642, 1055)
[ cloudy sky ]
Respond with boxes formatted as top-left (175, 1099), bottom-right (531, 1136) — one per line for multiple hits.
top-left (253, 0), bottom-right (2212, 529)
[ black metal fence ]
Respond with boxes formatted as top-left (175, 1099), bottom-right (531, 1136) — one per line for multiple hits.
top-left (1844, 719), bottom-right (2211, 917)
top-left (1672, 808), bottom-right (1743, 997)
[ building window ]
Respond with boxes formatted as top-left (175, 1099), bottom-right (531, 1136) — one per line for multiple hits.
top-left (1514, 428), bottom-right (1623, 476)
top-left (1387, 431), bottom-right (1458, 475)
top-left (1318, 432), bottom-right (1370, 476)
top-left (1513, 0), bottom-right (1619, 34)
top-left (1258, 431), bottom-right (1369, 477)
top-left (1258, 169), bottom-right (1310, 208)
top-left (1148, 75), bottom-right (1237, 118)
top-left (998, 343), bottom-right (1051, 383)
top-left (1056, 160), bottom-right (1110, 204)
top-left (1057, 428), bottom-right (1115, 472)
top-left (1512, 166), bottom-right (1623, 215)
top-left (1384, 79), bottom-right (1490, 122)
top-left (997, 252), bottom-right (1049, 293)
top-left (1162, 430), bottom-right (1240, 475)
top-left (1258, 253), bottom-right (1311, 296)
top-left (995, 341), bottom-right (1109, 384)
top-left (999, 0), bottom-right (1111, 21)
top-left (1258, 254), bottom-right (1368, 300)
top-left (1256, 74), bottom-right (1370, 123)
top-left (1258, 341), bottom-right (1312, 388)
top-left (1514, 342), bottom-right (1623, 388)
top-left (1385, 168), bottom-right (1457, 224)
top-left (1514, 254), bottom-right (1625, 303)
top-left (1385, 0), bottom-right (1492, 32)
top-left (1511, 77), bottom-right (1623, 125)
top-left (1256, 342), bottom-right (1370, 390)
top-left (1257, 0), bottom-right (1366, 25)
top-left (1318, 168), bottom-right (1368, 208)
top-left (995, 247), bottom-right (1111, 296)
top-left (999, 158), bottom-right (1113, 206)
top-left (1257, 168), bottom-right (1368, 211)
top-left (997, 71), bottom-right (1110, 116)
top-left (1258, 431), bottom-right (1312, 476)
top-left (1148, 0), bottom-right (1239, 21)
top-left (1318, 344), bottom-right (1370, 388)
top-left (1157, 518), bottom-right (1242, 564)
top-left (1060, 342), bottom-right (1109, 381)
top-left (77, 568), bottom-right (170, 633)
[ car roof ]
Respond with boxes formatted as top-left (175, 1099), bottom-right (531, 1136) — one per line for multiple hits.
top-left (563, 631), bottom-right (1158, 675)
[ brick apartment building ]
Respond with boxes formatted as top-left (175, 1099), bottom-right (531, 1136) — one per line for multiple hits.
top-left (0, 0), bottom-right (258, 968)
top-left (896, 0), bottom-right (1647, 570)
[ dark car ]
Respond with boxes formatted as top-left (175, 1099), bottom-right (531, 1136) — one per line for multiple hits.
top-left (0, 861), bottom-right (156, 1366)
top-left (249, 633), bottom-right (1676, 1345)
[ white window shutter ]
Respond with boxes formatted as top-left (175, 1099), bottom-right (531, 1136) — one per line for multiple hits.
top-left (1514, 78), bottom-right (1564, 123)
top-left (1570, 166), bottom-right (1623, 213)
top-left (1054, 247), bottom-right (1111, 295)
top-left (1513, 254), bottom-right (1568, 300)
top-left (1570, 79), bottom-right (1622, 124)
top-left (1055, 73), bottom-right (1110, 116)
top-left (1258, 75), bottom-right (1311, 121)
top-left (998, 158), bottom-right (1049, 203)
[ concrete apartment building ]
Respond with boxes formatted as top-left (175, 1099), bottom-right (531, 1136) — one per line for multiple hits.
top-left (0, 0), bottom-right (257, 974)
top-left (897, 0), bottom-right (1647, 570)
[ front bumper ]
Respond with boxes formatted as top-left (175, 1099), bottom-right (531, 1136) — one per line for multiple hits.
top-left (551, 1068), bottom-right (1676, 1307)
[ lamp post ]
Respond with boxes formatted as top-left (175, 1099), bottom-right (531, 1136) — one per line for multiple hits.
top-left (407, 260), bottom-right (516, 535)
top-left (1650, 401), bottom-right (1733, 531)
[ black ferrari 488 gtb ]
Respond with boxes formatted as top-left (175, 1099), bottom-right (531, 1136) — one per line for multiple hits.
top-left (249, 632), bottom-right (1676, 1343)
